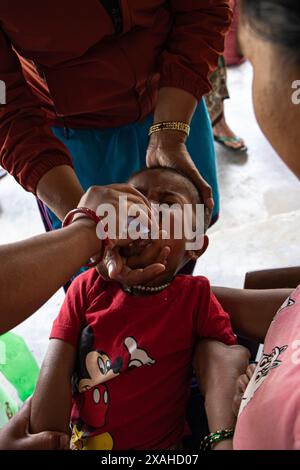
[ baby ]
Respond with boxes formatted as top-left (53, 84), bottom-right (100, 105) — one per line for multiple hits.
top-left (30, 167), bottom-right (238, 450)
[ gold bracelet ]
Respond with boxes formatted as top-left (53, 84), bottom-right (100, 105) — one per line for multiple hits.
top-left (148, 121), bottom-right (190, 137)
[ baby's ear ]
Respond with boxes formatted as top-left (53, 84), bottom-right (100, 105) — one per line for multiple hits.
top-left (186, 235), bottom-right (209, 260)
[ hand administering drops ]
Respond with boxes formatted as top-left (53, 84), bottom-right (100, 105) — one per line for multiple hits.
top-left (98, 234), bottom-right (171, 289)
top-left (77, 185), bottom-right (171, 288)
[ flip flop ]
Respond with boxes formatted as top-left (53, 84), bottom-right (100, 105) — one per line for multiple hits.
top-left (0, 168), bottom-right (7, 179)
top-left (214, 135), bottom-right (248, 153)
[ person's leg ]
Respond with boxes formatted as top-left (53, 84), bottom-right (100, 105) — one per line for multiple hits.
top-left (205, 56), bottom-right (247, 152)
top-left (214, 110), bottom-right (247, 151)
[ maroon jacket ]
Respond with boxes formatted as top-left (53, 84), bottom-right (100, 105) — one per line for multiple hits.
top-left (0, 0), bottom-right (232, 193)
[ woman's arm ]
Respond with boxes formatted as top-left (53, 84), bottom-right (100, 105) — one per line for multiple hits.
top-left (36, 165), bottom-right (84, 221)
top-left (160, 1), bottom-right (232, 101)
top-left (212, 287), bottom-right (293, 343)
top-left (0, 219), bottom-right (100, 334)
top-left (0, 28), bottom-right (76, 204)
top-left (147, 87), bottom-right (213, 211)
top-left (0, 184), bottom-right (170, 335)
top-left (146, 1), bottom-right (232, 209)
top-left (30, 339), bottom-right (76, 435)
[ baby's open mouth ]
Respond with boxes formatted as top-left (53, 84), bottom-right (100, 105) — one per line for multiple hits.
top-left (119, 239), bottom-right (151, 258)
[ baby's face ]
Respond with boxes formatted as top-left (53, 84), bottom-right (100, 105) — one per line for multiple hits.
top-left (120, 168), bottom-right (207, 282)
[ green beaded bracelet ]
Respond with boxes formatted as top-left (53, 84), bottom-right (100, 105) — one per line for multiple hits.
top-left (200, 428), bottom-right (234, 451)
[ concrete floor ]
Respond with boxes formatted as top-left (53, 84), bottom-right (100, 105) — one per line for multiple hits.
top-left (1, 61), bottom-right (300, 365)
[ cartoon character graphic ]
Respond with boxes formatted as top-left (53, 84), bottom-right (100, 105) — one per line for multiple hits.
top-left (275, 295), bottom-right (296, 319)
top-left (239, 345), bottom-right (288, 415)
top-left (124, 336), bottom-right (156, 368)
top-left (71, 327), bottom-right (155, 450)
top-left (72, 425), bottom-right (113, 451)
top-left (78, 350), bottom-right (123, 392)
top-left (72, 325), bottom-right (123, 432)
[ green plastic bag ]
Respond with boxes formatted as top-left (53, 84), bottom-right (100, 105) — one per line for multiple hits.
top-left (0, 332), bottom-right (39, 402)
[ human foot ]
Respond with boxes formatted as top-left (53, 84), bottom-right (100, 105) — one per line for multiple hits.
top-left (214, 117), bottom-right (247, 152)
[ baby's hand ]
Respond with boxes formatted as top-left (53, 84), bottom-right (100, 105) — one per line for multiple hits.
top-left (232, 363), bottom-right (256, 417)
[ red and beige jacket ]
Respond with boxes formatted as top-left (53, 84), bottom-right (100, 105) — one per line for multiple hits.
top-left (0, 0), bottom-right (232, 193)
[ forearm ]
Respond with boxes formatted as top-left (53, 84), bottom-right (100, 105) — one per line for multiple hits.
top-left (195, 356), bottom-right (237, 432)
top-left (150, 87), bottom-right (197, 150)
top-left (31, 340), bottom-right (75, 435)
top-left (147, 86), bottom-right (213, 209)
top-left (213, 287), bottom-right (292, 343)
top-left (194, 341), bottom-right (249, 449)
top-left (150, 87), bottom-right (197, 145)
top-left (36, 165), bottom-right (84, 221)
top-left (0, 221), bottom-right (101, 334)
top-left (154, 87), bottom-right (197, 124)
top-left (202, 379), bottom-right (236, 435)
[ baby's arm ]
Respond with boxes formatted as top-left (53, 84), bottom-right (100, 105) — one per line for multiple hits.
top-left (30, 339), bottom-right (76, 435)
top-left (193, 281), bottom-right (250, 448)
top-left (212, 287), bottom-right (292, 343)
top-left (194, 340), bottom-right (249, 450)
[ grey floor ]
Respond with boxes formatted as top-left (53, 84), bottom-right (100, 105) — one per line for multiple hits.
top-left (1, 61), bottom-right (300, 365)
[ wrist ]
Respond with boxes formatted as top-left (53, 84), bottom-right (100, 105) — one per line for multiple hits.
top-left (204, 393), bottom-right (236, 433)
top-left (69, 218), bottom-right (103, 258)
top-left (212, 438), bottom-right (233, 451)
top-left (149, 129), bottom-right (187, 148)
top-left (200, 429), bottom-right (235, 451)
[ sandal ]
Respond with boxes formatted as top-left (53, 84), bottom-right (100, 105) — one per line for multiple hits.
top-left (214, 135), bottom-right (248, 153)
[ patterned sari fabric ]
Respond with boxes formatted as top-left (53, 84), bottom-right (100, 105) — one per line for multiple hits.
top-left (205, 56), bottom-right (230, 127)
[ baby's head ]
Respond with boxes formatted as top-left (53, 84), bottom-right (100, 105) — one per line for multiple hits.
top-left (121, 167), bottom-right (210, 285)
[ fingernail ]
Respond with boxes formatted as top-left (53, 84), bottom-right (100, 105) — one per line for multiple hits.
top-left (108, 262), bottom-right (114, 277)
top-left (156, 265), bottom-right (165, 272)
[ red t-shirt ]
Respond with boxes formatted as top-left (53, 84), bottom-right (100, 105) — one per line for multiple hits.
top-left (50, 270), bottom-right (236, 450)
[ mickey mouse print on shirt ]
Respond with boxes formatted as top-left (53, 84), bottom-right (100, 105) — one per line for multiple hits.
top-left (71, 325), bottom-right (156, 449)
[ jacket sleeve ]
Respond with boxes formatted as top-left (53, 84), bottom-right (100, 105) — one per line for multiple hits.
top-left (160, 0), bottom-right (233, 100)
top-left (0, 28), bottom-right (73, 194)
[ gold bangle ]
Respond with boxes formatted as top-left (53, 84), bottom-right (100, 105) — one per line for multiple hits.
top-left (148, 121), bottom-right (190, 137)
